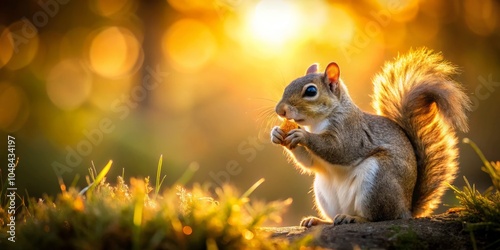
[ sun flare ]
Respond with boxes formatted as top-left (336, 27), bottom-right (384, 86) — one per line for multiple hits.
top-left (249, 0), bottom-right (300, 45)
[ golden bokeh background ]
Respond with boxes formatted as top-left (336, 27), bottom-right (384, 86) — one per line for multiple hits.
top-left (0, 0), bottom-right (499, 225)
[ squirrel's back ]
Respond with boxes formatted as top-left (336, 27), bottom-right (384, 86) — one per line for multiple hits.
top-left (372, 48), bottom-right (471, 217)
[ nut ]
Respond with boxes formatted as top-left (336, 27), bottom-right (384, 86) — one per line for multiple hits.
top-left (279, 119), bottom-right (299, 134)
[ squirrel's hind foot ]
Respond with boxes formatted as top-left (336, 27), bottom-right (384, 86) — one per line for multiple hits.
top-left (333, 214), bottom-right (368, 225)
top-left (300, 214), bottom-right (368, 228)
top-left (300, 216), bottom-right (331, 228)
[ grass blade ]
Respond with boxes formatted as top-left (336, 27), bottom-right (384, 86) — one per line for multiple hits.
top-left (87, 160), bottom-right (113, 198)
top-left (175, 162), bottom-right (199, 186)
top-left (241, 178), bottom-right (265, 200)
top-left (463, 138), bottom-right (497, 179)
top-left (155, 155), bottom-right (166, 198)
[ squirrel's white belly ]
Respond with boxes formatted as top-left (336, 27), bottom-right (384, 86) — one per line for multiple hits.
top-left (313, 157), bottom-right (379, 220)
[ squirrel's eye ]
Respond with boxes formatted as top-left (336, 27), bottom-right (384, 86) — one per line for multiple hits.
top-left (303, 85), bottom-right (317, 97)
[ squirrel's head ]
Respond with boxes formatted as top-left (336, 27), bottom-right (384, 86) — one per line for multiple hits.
top-left (275, 62), bottom-right (343, 126)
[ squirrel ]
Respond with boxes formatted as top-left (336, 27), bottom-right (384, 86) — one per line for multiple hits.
top-left (270, 48), bottom-right (471, 227)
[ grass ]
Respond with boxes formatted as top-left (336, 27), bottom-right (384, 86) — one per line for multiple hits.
top-left (0, 158), bottom-right (293, 250)
top-left (450, 138), bottom-right (500, 249)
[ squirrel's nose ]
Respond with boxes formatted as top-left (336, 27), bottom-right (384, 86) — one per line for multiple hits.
top-left (276, 103), bottom-right (289, 118)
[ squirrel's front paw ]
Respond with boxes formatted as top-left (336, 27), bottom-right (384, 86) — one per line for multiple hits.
top-left (300, 216), bottom-right (331, 228)
top-left (271, 126), bottom-right (286, 145)
top-left (284, 129), bottom-right (308, 149)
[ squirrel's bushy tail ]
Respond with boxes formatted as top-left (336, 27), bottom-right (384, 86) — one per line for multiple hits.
top-left (372, 48), bottom-right (471, 217)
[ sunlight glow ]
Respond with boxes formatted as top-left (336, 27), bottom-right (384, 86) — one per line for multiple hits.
top-left (249, 0), bottom-right (300, 45)
top-left (323, 6), bottom-right (356, 45)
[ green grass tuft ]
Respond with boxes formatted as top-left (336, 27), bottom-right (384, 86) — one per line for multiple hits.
top-left (449, 138), bottom-right (500, 249)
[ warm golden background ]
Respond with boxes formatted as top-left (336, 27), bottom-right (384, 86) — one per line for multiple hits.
top-left (0, 0), bottom-right (499, 225)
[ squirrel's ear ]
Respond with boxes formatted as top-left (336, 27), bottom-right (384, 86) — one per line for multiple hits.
top-left (324, 62), bottom-right (340, 93)
top-left (305, 63), bottom-right (319, 75)
top-left (325, 62), bottom-right (340, 83)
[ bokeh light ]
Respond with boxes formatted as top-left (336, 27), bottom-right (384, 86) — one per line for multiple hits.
top-left (46, 59), bottom-right (92, 111)
top-left (0, 27), bottom-right (14, 68)
top-left (90, 0), bottom-right (134, 17)
top-left (167, 0), bottom-right (213, 13)
top-left (88, 26), bottom-right (143, 78)
top-left (4, 20), bottom-right (39, 70)
top-left (182, 225), bottom-right (193, 235)
top-left (162, 19), bottom-right (217, 72)
top-left (464, 0), bottom-right (498, 36)
top-left (0, 82), bottom-right (30, 132)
